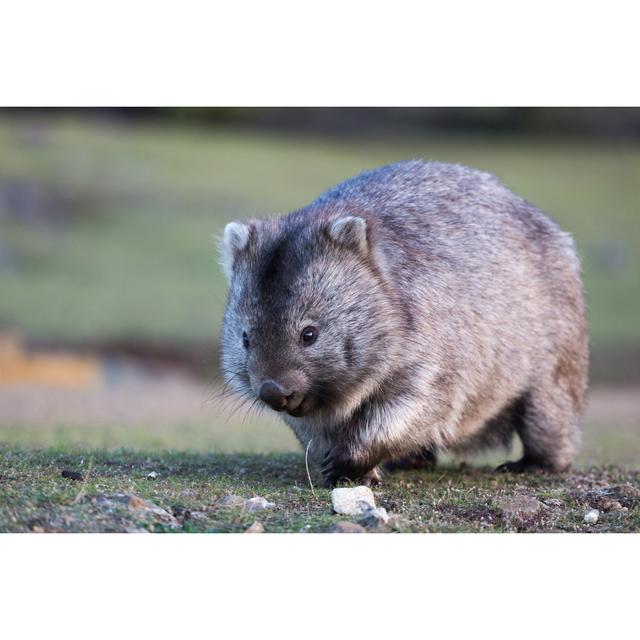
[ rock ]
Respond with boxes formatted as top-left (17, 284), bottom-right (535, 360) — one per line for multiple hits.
top-left (217, 494), bottom-right (247, 508)
top-left (496, 494), bottom-right (542, 527)
top-left (331, 486), bottom-right (376, 516)
top-left (147, 471), bottom-right (158, 479)
top-left (245, 521), bottom-right (265, 533)
top-left (329, 521), bottom-right (366, 533)
top-left (171, 505), bottom-right (207, 523)
top-left (216, 495), bottom-right (274, 512)
top-left (61, 469), bottom-right (84, 481)
top-left (599, 497), bottom-right (623, 512)
top-left (584, 509), bottom-right (599, 524)
top-left (615, 483), bottom-right (640, 498)
top-left (245, 497), bottom-right (275, 512)
top-left (359, 507), bottom-right (390, 528)
top-left (85, 494), bottom-right (178, 526)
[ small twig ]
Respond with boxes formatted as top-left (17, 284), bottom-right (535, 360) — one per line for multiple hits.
top-left (72, 457), bottom-right (93, 505)
top-left (305, 439), bottom-right (316, 498)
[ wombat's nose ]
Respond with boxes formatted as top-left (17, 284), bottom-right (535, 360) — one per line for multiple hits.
top-left (259, 380), bottom-right (289, 411)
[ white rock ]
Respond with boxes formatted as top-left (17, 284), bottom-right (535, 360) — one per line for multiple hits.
top-left (245, 496), bottom-right (275, 512)
top-left (584, 509), bottom-right (599, 524)
top-left (147, 471), bottom-right (158, 479)
top-left (331, 486), bottom-right (376, 515)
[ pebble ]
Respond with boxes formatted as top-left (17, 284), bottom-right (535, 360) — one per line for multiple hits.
top-left (386, 514), bottom-right (410, 531)
top-left (245, 521), bottom-right (265, 533)
top-left (615, 483), bottom-right (640, 498)
top-left (245, 497), bottom-right (275, 512)
top-left (216, 494), bottom-right (275, 512)
top-left (331, 486), bottom-right (376, 516)
top-left (61, 469), bottom-right (84, 481)
top-left (217, 494), bottom-right (248, 508)
top-left (329, 521), bottom-right (366, 533)
top-left (359, 507), bottom-right (390, 528)
top-left (599, 497), bottom-right (623, 512)
top-left (584, 509), bottom-right (599, 524)
top-left (85, 493), bottom-right (178, 526)
top-left (147, 471), bottom-right (158, 479)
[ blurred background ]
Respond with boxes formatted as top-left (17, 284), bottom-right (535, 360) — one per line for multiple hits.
top-left (0, 107), bottom-right (638, 465)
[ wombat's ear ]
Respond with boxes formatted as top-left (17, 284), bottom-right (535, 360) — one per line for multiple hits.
top-left (219, 221), bottom-right (251, 280)
top-left (327, 216), bottom-right (368, 256)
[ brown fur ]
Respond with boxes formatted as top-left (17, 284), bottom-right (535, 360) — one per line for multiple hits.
top-left (220, 161), bottom-right (589, 486)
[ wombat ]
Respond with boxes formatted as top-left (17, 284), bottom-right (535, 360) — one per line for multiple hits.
top-left (219, 160), bottom-right (588, 487)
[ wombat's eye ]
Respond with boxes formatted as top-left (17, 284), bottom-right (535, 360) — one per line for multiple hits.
top-left (242, 331), bottom-right (250, 349)
top-left (301, 326), bottom-right (318, 346)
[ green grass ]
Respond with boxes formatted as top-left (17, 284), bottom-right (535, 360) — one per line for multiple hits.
top-left (0, 116), bottom-right (639, 347)
top-left (1, 446), bottom-right (637, 533)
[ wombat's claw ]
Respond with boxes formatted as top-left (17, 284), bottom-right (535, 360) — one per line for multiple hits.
top-left (363, 468), bottom-right (383, 487)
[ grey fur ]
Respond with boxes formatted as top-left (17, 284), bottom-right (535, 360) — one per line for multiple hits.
top-left (219, 160), bottom-right (588, 486)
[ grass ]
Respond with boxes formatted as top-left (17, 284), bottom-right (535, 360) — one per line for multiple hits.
top-left (1, 446), bottom-right (638, 533)
top-left (1, 115), bottom-right (638, 533)
top-left (0, 115), bottom-right (639, 347)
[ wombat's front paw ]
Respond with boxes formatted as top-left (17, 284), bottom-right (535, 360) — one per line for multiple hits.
top-left (321, 447), bottom-right (377, 488)
top-left (496, 457), bottom-right (556, 473)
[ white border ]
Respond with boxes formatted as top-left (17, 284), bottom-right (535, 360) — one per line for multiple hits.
top-left (1, 534), bottom-right (638, 638)
top-left (1, 1), bottom-right (639, 105)
top-left (1, 2), bottom-right (638, 637)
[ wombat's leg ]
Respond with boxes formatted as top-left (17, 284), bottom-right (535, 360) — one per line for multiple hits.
top-left (321, 446), bottom-right (383, 488)
top-left (362, 466), bottom-right (384, 486)
top-left (497, 384), bottom-right (581, 473)
top-left (384, 447), bottom-right (437, 472)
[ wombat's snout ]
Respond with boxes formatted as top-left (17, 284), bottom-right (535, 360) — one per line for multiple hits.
top-left (258, 380), bottom-right (305, 413)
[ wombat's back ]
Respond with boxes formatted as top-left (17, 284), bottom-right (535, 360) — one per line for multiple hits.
top-left (307, 160), bottom-right (588, 445)
top-left (308, 160), bottom-right (582, 336)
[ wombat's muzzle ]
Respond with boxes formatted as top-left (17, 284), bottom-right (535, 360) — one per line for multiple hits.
top-left (259, 379), bottom-right (306, 414)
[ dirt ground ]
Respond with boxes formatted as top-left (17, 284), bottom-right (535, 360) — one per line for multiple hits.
top-left (1, 447), bottom-right (638, 533)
